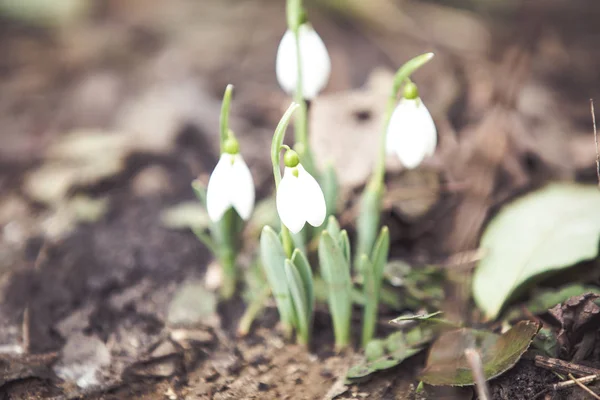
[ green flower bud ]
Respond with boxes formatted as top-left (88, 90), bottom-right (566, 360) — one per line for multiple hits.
top-left (284, 149), bottom-right (300, 168)
top-left (403, 81), bottom-right (419, 100)
top-left (223, 136), bottom-right (239, 155)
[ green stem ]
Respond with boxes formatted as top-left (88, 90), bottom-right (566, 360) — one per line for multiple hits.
top-left (356, 53), bottom-right (434, 265)
top-left (217, 208), bottom-right (237, 299)
top-left (237, 285), bottom-right (271, 336)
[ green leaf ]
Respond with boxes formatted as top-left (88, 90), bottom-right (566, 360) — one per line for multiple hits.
top-left (219, 84), bottom-right (233, 150)
top-left (291, 249), bottom-right (314, 329)
top-left (419, 320), bottom-right (540, 386)
top-left (347, 326), bottom-right (432, 381)
top-left (321, 163), bottom-right (339, 217)
top-left (473, 183), bottom-right (600, 319)
top-left (340, 230), bottom-right (351, 263)
top-left (326, 215), bottom-right (342, 242)
top-left (319, 231), bottom-right (352, 349)
top-left (285, 259), bottom-right (311, 345)
top-left (531, 327), bottom-right (559, 358)
top-left (504, 284), bottom-right (600, 321)
top-left (260, 226), bottom-right (296, 331)
top-left (362, 227), bottom-right (390, 346)
top-left (191, 179), bottom-right (208, 208)
top-left (355, 186), bottom-right (383, 274)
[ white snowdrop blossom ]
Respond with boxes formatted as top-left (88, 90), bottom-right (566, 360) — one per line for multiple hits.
top-left (206, 152), bottom-right (255, 222)
top-left (386, 96), bottom-right (437, 169)
top-left (276, 23), bottom-right (331, 100)
top-left (276, 164), bottom-right (326, 234)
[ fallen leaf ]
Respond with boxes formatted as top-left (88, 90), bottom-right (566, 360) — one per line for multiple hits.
top-left (549, 293), bottom-right (600, 354)
top-left (419, 320), bottom-right (540, 386)
top-left (473, 183), bottom-right (600, 319)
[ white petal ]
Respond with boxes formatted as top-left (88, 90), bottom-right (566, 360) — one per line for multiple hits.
top-left (275, 24), bottom-right (331, 100)
top-left (297, 165), bottom-right (326, 227)
top-left (386, 98), bottom-right (437, 169)
top-left (206, 154), bottom-right (235, 222)
top-left (276, 168), bottom-right (306, 234)
top-left (229, 154), bottom-right (255, 220)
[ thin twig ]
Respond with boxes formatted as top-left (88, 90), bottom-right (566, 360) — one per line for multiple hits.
top-left (554, 375), bottom-right (599, 390)
top-left (465, 348), bottom-right (491, 400)
top-left (569, 373), bottom-right (600, 399)
top-left (591, 99), bottom-right (600, 188)
top-left (535, 355), bottom-right (600, 377)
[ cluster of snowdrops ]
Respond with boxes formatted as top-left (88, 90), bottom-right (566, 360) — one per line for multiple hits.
top-left (194, 0), bottom-right (437, 350)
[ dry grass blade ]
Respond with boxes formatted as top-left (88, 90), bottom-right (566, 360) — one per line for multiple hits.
top-left (591, 99), bottom-right (599, 189)
top-left (465, 348), bottom-right (491, 400)
top-left (568, 373), bottom-right (600, 399)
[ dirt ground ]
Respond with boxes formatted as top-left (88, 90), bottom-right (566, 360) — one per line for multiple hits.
top-left (1, 0), bottom-right (600, 399)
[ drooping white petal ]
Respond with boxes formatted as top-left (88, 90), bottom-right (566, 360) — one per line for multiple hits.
top-left (276, 168), bottom-right (306, 233)
top-left (206, 154), bottom-right (235, 222)
top-left (297, 165), bottom-right (326, 227)
top-left (386, 98), bottom-right (437, 169)
top-left (276, 24), bottom-right (331, 100)
top-left (228, 154), bottom-right (255, 220)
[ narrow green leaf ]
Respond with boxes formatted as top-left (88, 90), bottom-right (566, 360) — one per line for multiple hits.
top-left (260, 226), bottom-right (296, 331)
top-left (291, 249), bottom-right (314, 327)
top-left (355, 186), bottom-right (383, 275)
top-left (340, 230), bottom-right (351, 263)
top-left (219, 84), bottom-right (234, 151)
top-left (319, 231), bottom-right (352, 349)
top-left (371, 226), bottom-right (390, 294)
top-left (285, 259), bottom-right (311, 345)
top-left (361, 253), bottom-right (376, 347)
top-left (191, 226), bottom-right (217, 255)
top-left (321, 163), bottom-right (339, 217)
top-left (362, 227), bottom-right (390, 346)
top-left (191, 179), bottom-right (207, 208)
top-left (326, 215), bottom-right (342, 242)
top-left (291, 230), bottom-right (306, 255)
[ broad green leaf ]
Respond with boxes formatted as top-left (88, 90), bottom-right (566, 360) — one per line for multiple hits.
top-left (260, 226), bottom-right (296, 330)
top-left (285, 259), bottom-right (311, 345)
top-left (319, 231), bottom-right (352, 348)
top-left (420, 321), bottom-right (540, 386)
top-left (473, 183), bottom-right (600, 319)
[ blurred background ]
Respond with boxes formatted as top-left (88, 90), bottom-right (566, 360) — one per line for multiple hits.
top-left (1, 0), bottom-right (600, 398)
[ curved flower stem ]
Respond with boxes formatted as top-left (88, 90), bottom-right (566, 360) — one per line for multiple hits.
top-left (355, 53), bottom-right (434, 270)
top-left (272, 102), bottom-right (300, 257)
top-left (219, 84), bottom-right (234, 152)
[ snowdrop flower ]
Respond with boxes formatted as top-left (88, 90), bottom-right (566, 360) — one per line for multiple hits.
top-left (276, 23), bottom-right (331, 100)
top-left (206, 137), bottom-right (255, 222)
top-left (276, 149), bottom-right (326, 233)
top-left (386, 82), bottom-right (437, 169)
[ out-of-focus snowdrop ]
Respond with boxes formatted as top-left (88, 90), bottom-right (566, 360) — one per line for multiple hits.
top-left (385, 82), bottom-right (437, 169)
top-left (276, 23), bottom-right (331, 100)
top-left (206, 136), bottom-right (255, 222)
